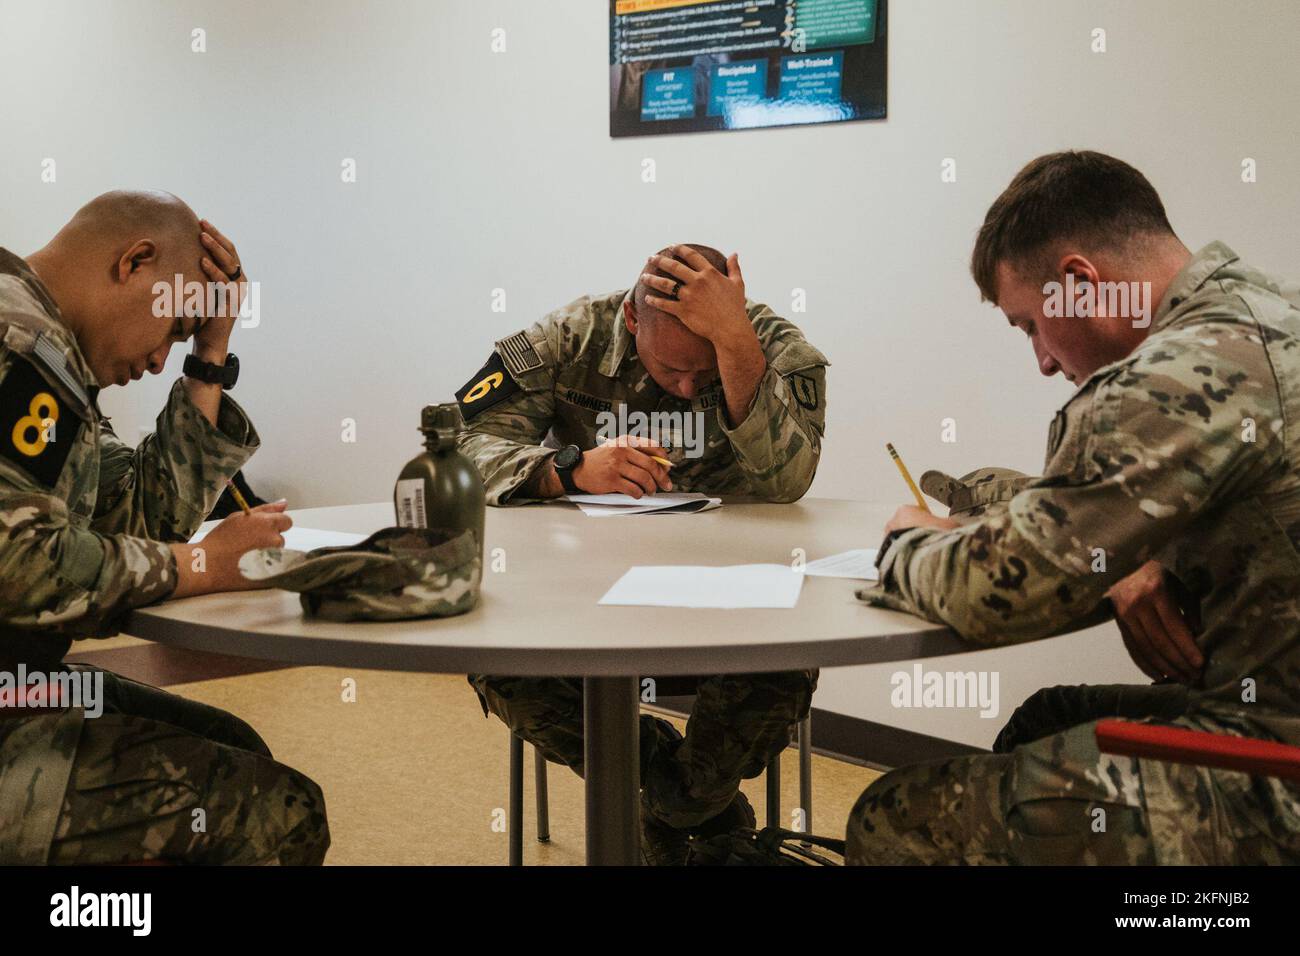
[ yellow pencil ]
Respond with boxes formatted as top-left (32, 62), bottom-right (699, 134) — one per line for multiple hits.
top-left (886, 443), bottom-right (930, 514)
top-left (598, 435), bottom-right (671, 469)
top-left (227, 480), bottom-right (253, 515)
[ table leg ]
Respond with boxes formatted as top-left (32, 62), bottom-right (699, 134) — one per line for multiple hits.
top-left (765, 752), bottom-right (781, 829)
top-left (534, 747), bottom-right (550, 844)
top-left (509, 734), bottom-right (524, 866)
top-left (583, 675), bottom-right (640, 865)
top-left (798, 716), bottom-right (813, 838)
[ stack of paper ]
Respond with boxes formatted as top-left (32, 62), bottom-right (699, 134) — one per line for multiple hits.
top-left (191, 525), bottom-right (368, 552)
top-left (565, 492), bottom-right (721, 517)
top-left (799, 548), bottom-right (880, 581)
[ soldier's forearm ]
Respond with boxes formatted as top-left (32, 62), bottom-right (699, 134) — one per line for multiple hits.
top-left (459, 432), bottom-right (559, 505)
top-left (520, 462), bottom-right (564, 500)
top-left (170, 542), bottom-right (251, 598)
top-left (718, 367), bottom-right (822, 502)
top-left (715, 334), bottom-right (768, 428)
top-left (94, 381), bottom-right (258, 541)
top-left (181, 341), bottom-right (230, 430)
top-left (877, 520), bottom-right (1110, 646)
top-left (746, 451), bottom-right (818, 502)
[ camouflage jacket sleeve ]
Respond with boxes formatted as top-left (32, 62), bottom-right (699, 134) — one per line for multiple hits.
top-left (93, 378), bottom-right (260, 540)
top-left (456, 323), bottom-right (561, 506)
top-left (718, 303), bottom-right (828, 502)
top-left (860, 320), bottom-right (1282, 646)
top-left (0, 483), bottom-right (177, 638)
top-left (919, 467), bottom-right (1036, 522)
top-left (0, 379), bottom-right (258, 639)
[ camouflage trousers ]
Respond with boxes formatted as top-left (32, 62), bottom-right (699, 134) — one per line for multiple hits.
top-left (847, 682), bottom-right (1297, 864)
top-left (469, 670), bottom-right (817, 829)
top-left (3, 665), bottom-right (330, 865)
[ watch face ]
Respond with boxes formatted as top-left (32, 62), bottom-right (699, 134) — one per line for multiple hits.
top-left (555, 445), bottom-right (580, 470)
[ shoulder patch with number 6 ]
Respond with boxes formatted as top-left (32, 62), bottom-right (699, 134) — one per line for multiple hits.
top-left (0, 356), bottom-right (83, 486)
top-left (456, 350), bottom-right (522, 421)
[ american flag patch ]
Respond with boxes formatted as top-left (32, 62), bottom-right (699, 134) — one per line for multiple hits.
top-left (494, 331), bottom-right (543, 376)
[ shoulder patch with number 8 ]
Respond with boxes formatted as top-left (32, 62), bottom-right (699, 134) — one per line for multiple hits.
top-left (0, 356), bottom-right (83, 487)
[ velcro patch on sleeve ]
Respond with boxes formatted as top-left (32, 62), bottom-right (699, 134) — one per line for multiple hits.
top-left (785, 371), bottom-right (819, 410)
top-left (494, 331), bottom-right (543, 377)
top-left (0, 356), bottom-right (83, 487)
top-left (456, 350), bottom-right (523, 421)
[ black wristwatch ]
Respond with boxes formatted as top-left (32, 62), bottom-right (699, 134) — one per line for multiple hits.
top-left (183, 352), bottom-right (239, 389)
top-left (553, 444), bottom-right (584, 495)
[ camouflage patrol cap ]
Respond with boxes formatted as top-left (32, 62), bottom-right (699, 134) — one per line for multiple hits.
top-left (919, 467), bottom-right (1033, 519)
top-left (239, 527), bottom-right (481, 622)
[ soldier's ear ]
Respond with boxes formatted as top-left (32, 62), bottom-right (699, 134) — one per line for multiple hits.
top-left (115, 240), bottom-right (159, 283)
top-left (1058, 252), bottom-right (1099, 287)
top-left (623, 299), bottom-right (639, 335)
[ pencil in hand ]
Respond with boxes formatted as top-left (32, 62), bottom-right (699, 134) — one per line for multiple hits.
top-left (886, 443), bottom-right (931, 514)
top-left (227, 479), bottom-right (253, 516)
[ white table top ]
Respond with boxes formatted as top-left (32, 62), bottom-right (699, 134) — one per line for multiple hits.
top-left (125, 499), bottom-right (968, 676)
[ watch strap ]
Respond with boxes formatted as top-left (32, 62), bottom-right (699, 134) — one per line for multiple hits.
top-left (557, 467), bottom-right (581, 496)
top-left (183, 352), bottom-right (239, 389)
top-left (555, 447), bottom-right (583, 495)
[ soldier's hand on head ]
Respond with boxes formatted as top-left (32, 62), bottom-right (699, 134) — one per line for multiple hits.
top-left (1108, 560), bottom-right (1204, 683)
top-left (195, 218), bottom-right (249, 355)
top-left (573, 436), bottom-right (673, 498)
top-left (641, 246), bottom-right (751, 350)
top-left (884, 505), bottom-right (959, 534)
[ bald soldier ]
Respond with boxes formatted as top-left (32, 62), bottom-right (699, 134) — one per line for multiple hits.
top-left (459, 244), bottom-right (827, 863)
top-left (848, 151), bottom-right (1300, 865)
top-left (0, 191), bottom-right (328, 864)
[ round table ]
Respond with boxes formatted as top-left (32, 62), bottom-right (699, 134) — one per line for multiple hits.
top-left (127, 498), bottom-right (968, 865)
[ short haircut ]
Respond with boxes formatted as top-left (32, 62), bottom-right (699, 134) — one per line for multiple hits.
top-left (633, 243), bottom-right (728, 317)
top-left (970, 150), bottom-right (1175, 303)
top-left (63, 189), bottom-right (202, 273)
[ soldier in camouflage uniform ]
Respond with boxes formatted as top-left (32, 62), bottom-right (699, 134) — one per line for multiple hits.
top-left (458, 244), bottom-right (827, 862)
top-left (919, 467), bottom-right (1197, 754)
top-left (0, 191), bottom-right (328, 865)
top-left (848, 151), bottom-right (1300, 865)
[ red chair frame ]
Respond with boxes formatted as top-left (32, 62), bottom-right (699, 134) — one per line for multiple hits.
top-left (1096, 719), bottom-right (1300, 783)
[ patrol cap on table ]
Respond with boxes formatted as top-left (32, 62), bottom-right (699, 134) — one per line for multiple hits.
top-left (239, 527), bottom-right (481, 622)
top-left (919, 467), bottom-right (1033, 518)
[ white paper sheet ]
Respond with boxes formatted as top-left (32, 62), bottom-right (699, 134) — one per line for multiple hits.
top-left (565, 492), bottom-right (721, 517)
top-left (598, 564), bottom-right (804, 609)
top-left (190, 524), bottom-right (367, 552)
top-left (799, 548), bottom-right (880, 581)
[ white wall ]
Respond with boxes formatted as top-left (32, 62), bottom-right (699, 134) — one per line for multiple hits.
top-left (3, 0), bottom-right (1297, 747)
